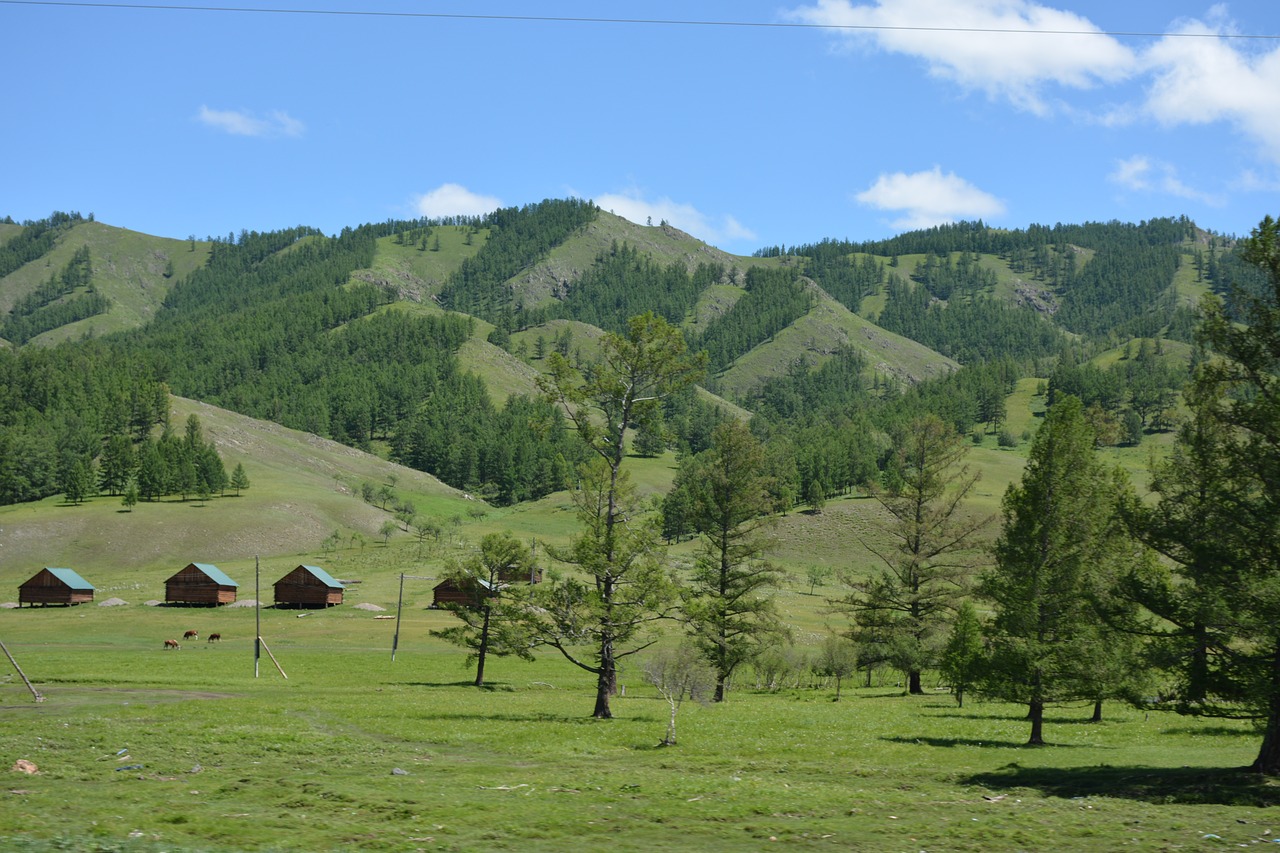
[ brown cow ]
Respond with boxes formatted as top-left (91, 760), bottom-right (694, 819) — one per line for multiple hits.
top-left (163, 639), bottom-right (181, 650)
top-left (207, 633), bottom-right (222, 643)
top-left (183, 630), bottom-right (198, 640)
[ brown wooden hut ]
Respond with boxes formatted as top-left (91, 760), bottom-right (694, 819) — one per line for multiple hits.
top-left (432, 565), bottom-right (541, 608)
top-left (19, 568), bottom-right (95, 607)
top-left (273, 564), bottom-right (344, 608)
top-left (165, 562), bottom-right (238, 606)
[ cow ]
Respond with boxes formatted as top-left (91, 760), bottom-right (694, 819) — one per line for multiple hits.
top-left (207, 633), bottom-right (222, 643)
top-left (163, 639), bottom-right (180, 650)
top-left (183, 630), bottom-right (198, 640)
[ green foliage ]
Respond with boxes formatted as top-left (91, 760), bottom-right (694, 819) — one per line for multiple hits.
top-left (534, 313), bottom-right (705, 717)
top-left (678, 421), bottom-right (786, 701)
top-left (439, 198), bottom-right (598, 320)
top-left (939, 601), bottom-right (985, 707)
top-left (432, 532), bottom-right (538, 686)
top-left (834, 415), bottom-right (988, 694)
top-left (694, 266), bottom-right (813, 373)
top-left (978, 396), bottom-right (1124, 744)
top-left (1125, 215), bottom-right (1280, 773)
top-left (0, 210), bottom-right (85, 279)
top-left (555, 241), bottom-right (723, 333)
top-left (0, 245), bottom-right (110, 344)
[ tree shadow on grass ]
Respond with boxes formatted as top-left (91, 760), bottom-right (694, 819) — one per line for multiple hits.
top-left (409, 710), bottom-right (655, 726)
top-left (965, 762), bottom-right (1280, 806)
top-left (882, 735), bottom-right (1081, 749)
top-left (925, 711), bottom-right (1118, 726)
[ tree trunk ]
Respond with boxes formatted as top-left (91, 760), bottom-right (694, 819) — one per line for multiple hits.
top-left (1028, 699), bottom-right (1046, 746)
top-left (594, 632), bottom-right (615, 719)
top-left (1249, 640), bottom-right (1280, 774)
top-left (1091, 699), bottom-right (1103, 723)
top-left (474, 606), bottom-right (490, 688)
top-left (908, 669), bottom-right (924, 695)
top-left (956, 685), bottom-right (964, 708)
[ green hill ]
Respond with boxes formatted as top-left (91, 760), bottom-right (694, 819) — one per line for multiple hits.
top-left (715, 285), bottom-right (958, 399)
top-left (0, 395), bottom-right (472, 586)
top-left (0, 220), bottom-right (210, 344)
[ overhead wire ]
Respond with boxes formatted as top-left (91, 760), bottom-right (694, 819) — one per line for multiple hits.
top-left (2, 0), bottom-right (1278, 41)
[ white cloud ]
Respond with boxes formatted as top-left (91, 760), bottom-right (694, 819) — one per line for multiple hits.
top-left (412, 183), bottom-right (503, 218)
top-left (197, 106), bottom-right (305, 138)
top-left (594, 190), bottom-right (757, 245)
top-left (1141, 16), bottom-right (1280, 163)
top-left (1109, 155), bottom-right (1224, 205)
top-left (856, 166), bottom-right (1005, 230)
top-left (785, 0), bottom-right (1137, 114)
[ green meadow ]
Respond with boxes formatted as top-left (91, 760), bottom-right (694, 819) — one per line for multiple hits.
top-left (1, 553), bottom-right (1275, 853)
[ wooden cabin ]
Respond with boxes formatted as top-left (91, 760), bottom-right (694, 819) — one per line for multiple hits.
top-left (432, 565), bottom-right (542, 608)
top-left (165, 562), bottom-right (238, 606)
top-left (19, 568), bottom-right (95, 607)
top-left (273, 564), bottom-right (343, 609)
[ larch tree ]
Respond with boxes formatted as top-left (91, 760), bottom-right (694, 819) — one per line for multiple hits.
top-left (680, 420), bottom-right (786, 702)
top-left (1124, 215), bottom-right (1280, 774)
top-left (533, 312), bottom-right (706, 718)
top-left (978, 396), bottom-right (1121, 745)
top-left (432, 532), bottom-right (538, 687)
top-left (838, 414), bottom-right (990, 695)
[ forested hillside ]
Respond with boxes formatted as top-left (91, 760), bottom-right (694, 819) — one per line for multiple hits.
top-left (0, 204), bottom-right (1235, 511)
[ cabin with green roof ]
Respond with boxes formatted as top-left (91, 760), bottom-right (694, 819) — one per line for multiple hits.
top-left (19, 568), bottom-right (95, 607)
top-left (273, 564), bottom-right (344, 609)
top-left (165, 562), bottom-right (238, 606)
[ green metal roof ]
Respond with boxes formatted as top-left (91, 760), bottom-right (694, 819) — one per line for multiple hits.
top-left (189, 562), bottom-right (239, 588)
top-left (44, 567), bottom-right (94, 590)
top-left (299, 565), bottom-right (344, 589)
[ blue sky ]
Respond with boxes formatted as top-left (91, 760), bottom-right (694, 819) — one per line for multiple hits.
top-left (3, 1), bottom-right (1278, 252)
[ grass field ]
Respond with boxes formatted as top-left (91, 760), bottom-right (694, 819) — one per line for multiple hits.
top-left (1, 594), bottom-right (1274, 853)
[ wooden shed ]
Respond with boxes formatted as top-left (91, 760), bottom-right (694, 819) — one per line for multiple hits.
top-left (165, 562), bottom-right (238, 606)
top-left (432, 566), bottom-right (541, 608)
top-left (274, 564), bottom-right (344, 608)
top-left (19, 568), bottom-right (95, 607)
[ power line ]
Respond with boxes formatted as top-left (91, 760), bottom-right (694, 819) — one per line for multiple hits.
top-left (3, 0), bottom-right (1278, 41)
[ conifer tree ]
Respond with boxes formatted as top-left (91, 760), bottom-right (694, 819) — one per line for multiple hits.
top-left (978, 396), bottom-right (1118, 745)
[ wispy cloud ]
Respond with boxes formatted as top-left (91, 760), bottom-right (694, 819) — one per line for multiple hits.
top-left (196, 106), bottom-right (304, 138)
top-left (856, 166), bottom-right (1005, 230)
top-left (594, 190), bottom-right (757, 245)
top-left (785, 0), bottom-right (1136, 115)
top-left (412, 183), bottom-right (503, 218)
top-left (1108, 155), bottom-right (1224, 205)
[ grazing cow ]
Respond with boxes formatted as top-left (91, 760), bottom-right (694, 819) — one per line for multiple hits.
top-left (164, 639), bottom-right (180, 650)
top-left (183, 630), bottom-right (198, 640)
top-left (207, 633), bottom-right (222, 643)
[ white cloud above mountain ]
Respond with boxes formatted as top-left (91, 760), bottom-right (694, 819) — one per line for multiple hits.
top-left (856, 167), bottom-right (1006, 229)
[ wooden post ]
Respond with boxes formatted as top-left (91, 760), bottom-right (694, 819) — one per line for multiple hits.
top-left (0, 638), bottom-right (44, 703)
top-left (257, 637), bottom-right (288, 680)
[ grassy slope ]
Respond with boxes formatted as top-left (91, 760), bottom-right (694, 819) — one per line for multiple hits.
top-left (362, 225), bottom-right (488, 301)
top-left (514, 210), bottom-right (758, 309)
top-left (0, 396), bottom-right (474, 599)
top-left (716, 287), bottom-right (958, 400)
top-left (0, 222), bottom-right (211, 343)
